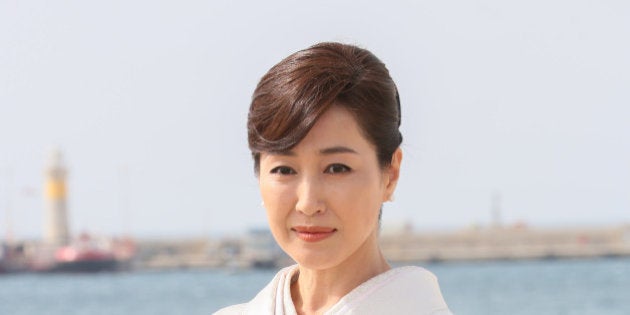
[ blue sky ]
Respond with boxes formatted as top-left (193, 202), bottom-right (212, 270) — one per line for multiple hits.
top-left (1, 0), bottom-right (629, 238)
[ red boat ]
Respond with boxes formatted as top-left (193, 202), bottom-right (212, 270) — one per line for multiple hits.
top-left (47, 233), bottom-right (134, 272)
top-left (52, 245), bottom-right (118, 272)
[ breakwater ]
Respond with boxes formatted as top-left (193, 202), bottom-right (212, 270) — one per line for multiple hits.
top-left (3, 225), bottom-right (630, 272)
top-left (380, 225), bottom-right (630, 262)
top-left (132, 225), bottom-right (630, 270)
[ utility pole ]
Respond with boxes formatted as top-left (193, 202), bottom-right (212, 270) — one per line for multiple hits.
top-left (1, 168), bottom-right (15, 244)
top-left (491, 191), bottom-right (502, 229)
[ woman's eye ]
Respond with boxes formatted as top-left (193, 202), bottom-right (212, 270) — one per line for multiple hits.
top-left (325, 164), bottom-right (351, 174)
top-left (270, 166), bottom-right (296, 175)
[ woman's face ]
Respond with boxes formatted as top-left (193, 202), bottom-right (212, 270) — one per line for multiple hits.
top-left (258, 105), bottom-right (401, 270)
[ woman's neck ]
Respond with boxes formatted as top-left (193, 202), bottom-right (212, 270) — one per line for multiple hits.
top-left (290, 233), bottom-right (391, 315)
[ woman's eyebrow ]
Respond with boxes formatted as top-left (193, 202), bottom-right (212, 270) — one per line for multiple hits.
top-left (268, 150), bottom-right (296, 157)
top-left (319, 146), bottom-right (358, 155)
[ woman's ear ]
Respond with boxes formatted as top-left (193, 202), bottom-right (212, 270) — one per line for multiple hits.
top-left (383, 148), bottom-right (402, 202)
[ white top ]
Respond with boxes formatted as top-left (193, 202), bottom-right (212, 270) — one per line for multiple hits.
top-left (215, 265), bottom-right (453, 315)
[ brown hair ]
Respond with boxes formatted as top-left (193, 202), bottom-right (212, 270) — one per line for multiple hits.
top-left (248, 42), bottom-right (402, 172)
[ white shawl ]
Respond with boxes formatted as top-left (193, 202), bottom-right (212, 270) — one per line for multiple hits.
top-left (215, 265), bottom-right (452, 315)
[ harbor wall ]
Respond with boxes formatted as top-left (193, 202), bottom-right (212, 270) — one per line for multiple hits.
top-left (4, 225), bottom-right (630, 272)
top-left (129, 225), bottom-right (630, 270)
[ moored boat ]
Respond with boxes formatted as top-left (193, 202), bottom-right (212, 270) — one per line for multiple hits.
top-left (51, 245), bottom-right (118, 272)
top-left (45, 233), bottom-right (134, 273)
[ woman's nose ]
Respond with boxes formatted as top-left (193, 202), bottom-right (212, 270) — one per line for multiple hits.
top-left (295, 176), bottom-right (325, 216)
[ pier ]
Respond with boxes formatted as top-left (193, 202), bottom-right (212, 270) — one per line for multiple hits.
top-left (124, 224), bottom-right (630, 270)
top-left (379, 225), bottom-right (630, 262)
top-left (3, 224), bottom-right (630, 273)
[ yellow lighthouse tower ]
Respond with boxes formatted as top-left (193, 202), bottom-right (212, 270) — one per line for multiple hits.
top-left (44, 149), bottom-right (70, 246)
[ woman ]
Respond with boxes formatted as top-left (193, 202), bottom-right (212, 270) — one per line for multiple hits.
top-left (216, 42), bottom-right (452, 315)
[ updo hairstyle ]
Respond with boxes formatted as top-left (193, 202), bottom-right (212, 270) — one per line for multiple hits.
top-left (247, 42), bottom-right (402, 173)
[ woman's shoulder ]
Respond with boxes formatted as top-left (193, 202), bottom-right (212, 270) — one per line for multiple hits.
top-left (352, 265), bottom-right (443, 295)
top-left (387, 265), bottom-right (440, 285)
top-left (212, 265), bottom-right (299, 315)
top-left (326, 265), bottom-right (452, 314)
top-left (213, 303), bottom-right (246, 315)
top-left (379, 266), bottom-right (450, 310)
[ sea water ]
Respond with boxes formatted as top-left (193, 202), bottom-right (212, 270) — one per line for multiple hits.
top-left (1, 258), bottom-right (628, 315)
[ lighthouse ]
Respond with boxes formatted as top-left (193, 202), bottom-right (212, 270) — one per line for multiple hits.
top-left (44, 149), bottom-right (70, 246)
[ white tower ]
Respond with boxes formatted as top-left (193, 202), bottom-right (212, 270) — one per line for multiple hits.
top-left (44, 149), bottom-right (70, 246)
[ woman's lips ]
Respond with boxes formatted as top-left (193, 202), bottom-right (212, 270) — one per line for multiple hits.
top-left (292, 226), bottom-right (337, 242)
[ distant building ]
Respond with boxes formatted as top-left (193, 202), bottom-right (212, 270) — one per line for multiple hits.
top-left (44, 149), bottom-right (70, 246)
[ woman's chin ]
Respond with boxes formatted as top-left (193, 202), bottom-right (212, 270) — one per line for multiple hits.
top-left (290, 251), bottom-right (342, 271)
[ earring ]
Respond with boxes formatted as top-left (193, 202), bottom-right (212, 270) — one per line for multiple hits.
top-left (388, 194), bottom-right (395, 202)
top-left (261, 201), bottom-right (265, 207)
